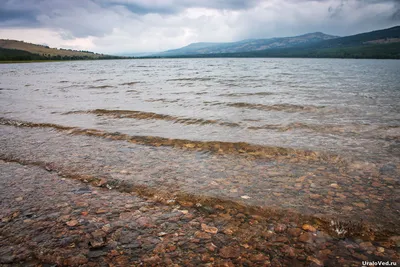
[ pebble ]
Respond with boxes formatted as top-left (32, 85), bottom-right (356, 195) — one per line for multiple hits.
top-left (287, 228), bottom-right (302, 237)
top-left (330, 183), bottom-right (339, 189)
top-left (302, 224), bottom-right (317, 232)
top-left (201, 223), bottom-right (219, 234)
top-left (219, 246), bottom-right (241, 259)
top-left (275, 223), bottom-right (287, 233)
top-left (298, 233), bottom-right (312, 243)
top-left (194, 231), bottom-right (211, 239)
top-left (66, 219), bottom-right (78, 227)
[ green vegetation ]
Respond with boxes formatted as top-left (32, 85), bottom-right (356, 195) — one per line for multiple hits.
top-left (0, 48), bottom-right (127, 61)
top-left (0, 40), bottom-right (132, 62)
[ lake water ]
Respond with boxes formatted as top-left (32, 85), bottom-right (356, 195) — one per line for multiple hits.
top-left (0, 58), bottom-right (399, 238)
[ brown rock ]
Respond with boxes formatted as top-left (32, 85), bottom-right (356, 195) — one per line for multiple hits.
top-left (66, 219), bottom-right (79, 227)
top-left (298, 233), bottom-right (312, 243)
top-left (354, 202), bottom-right (366, 208)
top-left (179, 201), bottom-right (194, 207)
top-left (96, 178), bottom-right (107, 187)
top-left (214, 205), bottom-right (225, 210)
top-left (275, 236), bottom-right (289, 243)
top-left (287, 228), bottom-right (302, 237)
top-left (194, 231), bottom-right (211, 239)
top-left (310, 194), bottom-right (321, 200)
top-left (206, 243), bottom-right (217, 252)
top-left (330, 183), bottom-right (339, 189)
top-left (201, 223), bottom-right (218, 234)
top-left (307, 256), bottom-right (323, 266)
top-left (250, 253), bottom-right (269, 262)
top-left (219, 246), bottom-right (241, 259)
top-left (64, 254), bottom-right (88, 266)
top-left (302, 224), bottom-right (317, 232)
top-left (143, 255), bottom-right (161, 265)
top-left (137, 216), bottom-right (154, 228)
top-left (275, 223), bottom-right (287, 233)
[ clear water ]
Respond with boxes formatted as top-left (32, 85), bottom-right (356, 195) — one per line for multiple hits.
top-left (1, 58), bottom-right (399, 233)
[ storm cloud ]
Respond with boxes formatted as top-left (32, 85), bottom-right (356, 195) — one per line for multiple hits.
top-left (0, 0), bottom-right (399, 54)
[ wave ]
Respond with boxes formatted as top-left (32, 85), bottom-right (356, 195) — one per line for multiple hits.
top-left (120, 81), bottom-right (143, 86)
top-left (63, 109), bottom-right (240, 128)
top-left (0, 117), bottom-right (343, 164)
top-left (219, 92), bottom-right (273, 97)
top-left (166, 77), bottom-right (213, 82)
top-left (87, 85), bottom-right (115, 89)
top-left (228, 102), bottom-right (325, 112)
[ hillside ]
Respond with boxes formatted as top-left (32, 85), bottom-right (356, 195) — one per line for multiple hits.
top-left (0, 40), bottom-right (127, 61)
top-left (156, 32), bottom-right (338, 56)
top-left (159, 26), bottom-right (400, 59)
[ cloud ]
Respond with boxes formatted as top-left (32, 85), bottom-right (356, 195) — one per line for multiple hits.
top-left (0, 0), bottom-right (399, 54)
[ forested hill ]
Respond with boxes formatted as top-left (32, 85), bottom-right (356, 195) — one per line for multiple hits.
top-left (0, 40), bottom-right (128, 61)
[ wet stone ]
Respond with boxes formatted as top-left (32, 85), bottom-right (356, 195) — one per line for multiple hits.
top-left (219, 246), bottom-right (241, 259)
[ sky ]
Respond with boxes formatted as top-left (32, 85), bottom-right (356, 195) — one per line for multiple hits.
top-left (0, 0), bottom-right (399, 54)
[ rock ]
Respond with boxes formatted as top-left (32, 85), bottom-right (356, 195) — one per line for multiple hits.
top-left (307, 256), bottom-right (323, 266)
top-left (302, 224), bottom-right (316, 232)
top-left (310, 194), bottom-right (321, 200)
top-left (281, 245), bottom-right (296, 258)
top-left (353, 202), bottom-right (366, 208)
top-left (88, 250), bottom-right (107, 258)
top-left (96, 178), bottom-right (107, 187)
top-left (274, 236), bottom-right (289, 243)
top-left (201, 223), bottom-right (218, 234)
top-left (89, 238), bottom-right (106, 248)
top-left (219, 246), bottom-right (241, 259)
top-left (275, 223), bottom-right (287, 233)
top-left (376, 247), bottom-right (385, 253)
top-left (223, 228), bottom-right (234, 235)
top-left (95, 208), bottom-right (108, 214)
top-left (66, 219), bottom-right (78, 227)
top-left (137, 216), bottom-right (153, 228)
top-left (142, 255), bottom-right (161, 265)
top-left (179, 201), bottom-right (194, 207)
top-left (15, 197), bottom-right (23, 201)
top-left (240, 195), bottom-right (251, 199)
top-left (102, 224), bottom-right (111, 232)
top-left (250, 253), bottom-right (269, 262)
top-left (287, 228), bottom-right (302, 237)
top-left (214, 205), bottom-right (225, 210)
top-left (206, 243), bottom-right (217, 252)
top-left (194, 231), bottom-right (211, 239)
top-left (64, 254), bottom-right (88, 265)
top-left (330, 183), bottom-right (339, 189)
top-left (298, 233), bottom-right (312, 243)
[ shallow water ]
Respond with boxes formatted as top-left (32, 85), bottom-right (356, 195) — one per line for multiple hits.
top-left (1, 58), bottom-right (399, 161)
top-left (0, 58), bottom-right (399, 236)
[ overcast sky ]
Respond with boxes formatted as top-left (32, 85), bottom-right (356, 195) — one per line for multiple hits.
top-left (0, 0), bottom-right (399, 54)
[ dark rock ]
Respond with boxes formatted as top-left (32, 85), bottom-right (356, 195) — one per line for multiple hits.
top-left (219, 246), bottom-right (241, 259)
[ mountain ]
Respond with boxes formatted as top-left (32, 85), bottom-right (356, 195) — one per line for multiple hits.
top-left (0, 40), bottom-right (128, 61)
top-left (157, 26), bottom-right (400, 59)
top-left (156, 32), bottom-right (339, 56)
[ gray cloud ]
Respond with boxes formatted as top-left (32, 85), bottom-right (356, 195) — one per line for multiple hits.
top-left (0, 0), bottom-right (399, 53)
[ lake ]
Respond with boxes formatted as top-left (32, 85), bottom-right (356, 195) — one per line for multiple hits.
top-left (1, 58), bottom-right (399, 239)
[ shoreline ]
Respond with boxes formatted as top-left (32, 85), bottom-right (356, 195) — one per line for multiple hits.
top-left (1, 121), bottom-right (399, 236)
top-left (1, 160), bottom-right (399, 266)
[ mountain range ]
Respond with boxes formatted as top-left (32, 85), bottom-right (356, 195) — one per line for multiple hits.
top-left (156, 32), bottom-right (338, 56)
top-left (154, 26), bottom-right (400, 59)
